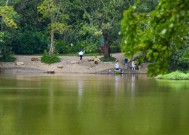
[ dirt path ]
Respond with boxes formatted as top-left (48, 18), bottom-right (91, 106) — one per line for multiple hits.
top-left (0, 53), bottom-right (148, 74)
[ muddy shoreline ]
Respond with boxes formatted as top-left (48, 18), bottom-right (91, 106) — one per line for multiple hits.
top-left (0, 53), bottom-right (148, 74)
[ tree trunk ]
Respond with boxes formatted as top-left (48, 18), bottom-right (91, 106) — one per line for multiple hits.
top-left (6, 0), bottom-right (9, 6)
top-left (2, 45), bottom-right (7, 58)
top-left (103, 30), bottom-right (110, 58)
top-left (49, 30), bottom-right (55, 55)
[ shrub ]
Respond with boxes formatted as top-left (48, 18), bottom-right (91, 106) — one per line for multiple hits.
top-left (0, 55), bottom-right (16, 62)
top-left (11, 28), bottom-right (48, 54)
top-left (156, 71), bottom-right (189, 80)
top-left (41, 51), bottom-right (60, 64)
top-left (0, 50), bottom-right (16, 62)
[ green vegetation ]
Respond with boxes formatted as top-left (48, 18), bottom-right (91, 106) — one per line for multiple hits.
top-left (11, 28), bottom-right (48, 54)
top-left (0, 0), bottom-right (188, 72)
top-left (121, 0), bottom-right (189, 76)
top-left (41, 51), bottom-right (60, 64)
top-left (0, 1), bottom-right (18, 62)
top-left (0, 51), bottom-right (16, 62)
top-left (37, 0), bottom-right (68, 55)
top-left (156, 71), bottom-right (189, 80)
top-left (100, 56), bottom-right (116, 62)
top-left (0, 0), bottom-right (126, 63)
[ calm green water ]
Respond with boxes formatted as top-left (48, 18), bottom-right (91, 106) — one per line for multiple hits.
top-left (0, 73), bottom-right (189, 135)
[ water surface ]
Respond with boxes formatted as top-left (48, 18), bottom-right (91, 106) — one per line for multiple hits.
top-left (0, 74), bottom-right (189, 135)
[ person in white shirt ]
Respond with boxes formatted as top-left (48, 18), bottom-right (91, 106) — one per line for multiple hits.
top-left (131, 60), bottom-right (136, 70)
top-left (114, 60), bottom-right (123, 73)
top-left (78, 50), bottom-right (84, 61)
top-left (115, 61), bottom-right (120, 70)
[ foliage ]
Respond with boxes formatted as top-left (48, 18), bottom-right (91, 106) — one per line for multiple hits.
top-left (38, 0), bottom-right (68, 55)
top-left (55, 40), bottom-right (80, 54)
top-left (0, 31), bottom-right (14, 58)
top-left (110, 45), bottom-right (121, 53)
top-left (11, 27), bottom-right (48, 54)
top-left (170, 36), bottom-right (189, 71)
top-left (0, 31), bottom-right (15, 62)
top-left (79, 38), bottom-right (98, 53)
top-left (135, 0), bottom-right (159, 13)
top-left (0, 31), bottom-right (11, 45)
top-left (11, 0), bottom-right (49, 55)
top-left (77, 0), bottom-right (129, 58)
top-left (0, 1), bottom-right (18, 60)
top-left (121, 0), bottom-right (189, 76)
top-left (1, 0), bottom-right (125, 57)
top-left (38, 0), bottom-right (68, 33)
top-left (0, 5), bottom-right (18, 28)
top-left (14, 0), bottom-right (43, 28)
top-left (100, 55), bottom-right (116, 62)
top-left (0, 52), bottom-right (16, 62)
top-left (55, 39), bottom-right (98, 54)
top-left (156, 71), bottom-right (189, 80)
top-left (41, 51), bottom-right (60, 64)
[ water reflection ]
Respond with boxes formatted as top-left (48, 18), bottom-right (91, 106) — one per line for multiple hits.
top-left (114, 75), bottom-right (121, 94)
top-left (156, 79), bottom-right (189, 90)
top-left (78, 80), bottom-right (83, 97)
top-left (131, 74), bottom-right (136, 97)
top-left (77, 80), bottom-right (83, 110)
top-left (0, 74), bottom-right (189, 135)
top-left (48, 77), bottom-right (55, 119)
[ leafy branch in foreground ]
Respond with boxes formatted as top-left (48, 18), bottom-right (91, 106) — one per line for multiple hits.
top-left (121, 0), bottom-right (189, 76)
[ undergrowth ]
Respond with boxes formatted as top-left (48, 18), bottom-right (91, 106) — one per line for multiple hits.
top-left (156, 71), bottom-right (189, 80)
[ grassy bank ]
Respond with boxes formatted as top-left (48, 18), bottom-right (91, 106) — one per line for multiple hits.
top-left (156, 71), bottom-right (189, 80)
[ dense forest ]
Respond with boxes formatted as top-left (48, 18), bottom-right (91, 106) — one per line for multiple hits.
top-left (0, 0), bottom-right (131, 56)
top-left (0, 0), bottom-right (189, 76)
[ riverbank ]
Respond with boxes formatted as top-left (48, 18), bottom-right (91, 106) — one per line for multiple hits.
top-left (0, 53), bottom-right (148, 74)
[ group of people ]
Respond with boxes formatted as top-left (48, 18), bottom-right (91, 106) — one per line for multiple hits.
top-left (114, 59), bottom-right (136, 71)
top-left (78, 50), bottom-right (100, 64)
top-left (78, 50), bottom-right (137, 70)
top-left (123, 58), bottom-right (136, 70)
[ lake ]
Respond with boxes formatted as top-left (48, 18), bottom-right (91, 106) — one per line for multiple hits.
top-left (0, 73), bottom-right (189, 135)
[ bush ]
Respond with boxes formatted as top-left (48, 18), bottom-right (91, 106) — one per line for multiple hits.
top-left (41, 51), bottom-right (60, 64)
top-left (156, 71), bottom-right (189, 80)
top-left (0, 55), bottom-right (16, 62)
top-left (0, 50), bottom-right (16, 62)
top-left (11, 28), bottom-right (48, 54)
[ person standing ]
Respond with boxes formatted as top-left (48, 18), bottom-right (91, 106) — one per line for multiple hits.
top-left (131, 60), bottom-right (136, 70)
top-left (124, 58), bottom-right (128, 70)
top-left (78, 50), bottom-right (84, 61)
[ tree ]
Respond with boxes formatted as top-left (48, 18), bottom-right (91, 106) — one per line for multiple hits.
top-left (121, 0), bottom-right (189, 76)
top-left (0, 0), bottom-right (18, 60)
top-left (11, 0), bottom-right (49, 55)
top-left (78, 0), bottom-right (129, 58)
top-left (0, 2), bottom-right (18, 28)
top-left (38, 0), bottom-right (68, 55)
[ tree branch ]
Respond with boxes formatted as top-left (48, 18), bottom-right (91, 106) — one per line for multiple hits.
top-left (55, 0), bottom-right (62, 22)
top-left (6, 0), bottom-right (9, 6)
